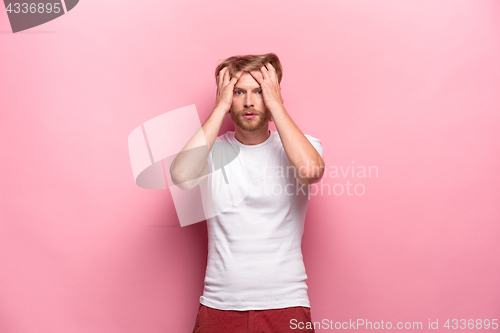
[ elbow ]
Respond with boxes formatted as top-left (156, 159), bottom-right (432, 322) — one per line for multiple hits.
top-left (171, 175), bottom-right (196, 191)
top-left (170, 166), bottom-right (206, 191)
top-left (170, 169), bottom-right (192, 191)
top-left (296, 161), bottom-right (325, 186)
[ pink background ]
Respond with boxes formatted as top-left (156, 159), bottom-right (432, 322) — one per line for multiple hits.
top-left (1, 0), bottom-right (499, 332)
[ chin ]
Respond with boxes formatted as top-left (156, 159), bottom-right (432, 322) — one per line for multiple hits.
top-left (237, 122), bottom-right (268, 132)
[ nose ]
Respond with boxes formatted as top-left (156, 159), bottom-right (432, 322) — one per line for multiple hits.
top-left (244, 94), bottom-right (254, 108)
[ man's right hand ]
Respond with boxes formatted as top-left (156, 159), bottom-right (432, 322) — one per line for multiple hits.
top-left (214, 67), bottom-right (244, 113)
top-left (170, 67), bottom-right (243, 191)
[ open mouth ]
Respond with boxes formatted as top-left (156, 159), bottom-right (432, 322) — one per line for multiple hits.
top-left (243, 112), bottom-right (256, 119)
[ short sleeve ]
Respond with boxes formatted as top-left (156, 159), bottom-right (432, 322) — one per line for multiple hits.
top-left (304, 134), bottom-right (324, 159)
top-left (206, 135), bottom-right (224, 174)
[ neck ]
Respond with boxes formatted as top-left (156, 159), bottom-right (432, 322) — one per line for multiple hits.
top-left (234, 125), bottom-right (271, 145)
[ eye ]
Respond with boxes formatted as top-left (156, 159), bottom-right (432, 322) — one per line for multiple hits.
top-left (235, 91), bottom-right (242, 95)
top-left (257, 90), bottom-right (262, 94)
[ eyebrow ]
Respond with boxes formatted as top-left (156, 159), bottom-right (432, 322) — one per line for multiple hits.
top-left (234, 86), bottom-right (261, 91)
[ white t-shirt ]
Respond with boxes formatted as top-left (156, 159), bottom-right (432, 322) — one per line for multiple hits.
top-left (198, 130), bottom-right (324, 311)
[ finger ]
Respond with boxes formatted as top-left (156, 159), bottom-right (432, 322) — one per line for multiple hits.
top-left (266, 63), bottom-right (279, 82)
top-left (229, 70), bottom-right (244, 85)
top-left (249, 70), bottom-right (263, 84)
top-left (223, 67), bottom-right (230, 86)
top-left (266, 62), bottom-right (276, 73)
top-left (260, 64), bottom-right (270, 81)
top-left (217, 67), bottom-right (227, 87)
top-left (217, 66), bottom-right (226, 80)
top-left (217, 67), bottom-right (226, 88)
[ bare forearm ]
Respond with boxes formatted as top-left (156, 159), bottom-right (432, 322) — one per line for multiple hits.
top-left (169, 107), bottom-right (226, 187)
top-left (170, 67), bottom-right (243, 189)
top-left (244, 63), bottom-right (324, 185)
top-left (270, 105), bottom-right (325, 185)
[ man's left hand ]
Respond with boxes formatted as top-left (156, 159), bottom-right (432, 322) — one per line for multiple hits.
top-left (249, 63), bottom-right (285, 113)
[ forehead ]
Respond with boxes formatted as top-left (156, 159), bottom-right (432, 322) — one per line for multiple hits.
top-left (234, 73), bottom-right (260, 90)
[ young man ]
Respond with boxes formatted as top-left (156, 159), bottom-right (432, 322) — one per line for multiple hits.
top-left (170, 53), bottom-right (324, 333)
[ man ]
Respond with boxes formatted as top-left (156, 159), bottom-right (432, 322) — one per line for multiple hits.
top-left (170, 53), bottom-right (324, 333)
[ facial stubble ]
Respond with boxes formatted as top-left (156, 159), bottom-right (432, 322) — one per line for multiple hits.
top-left (230, 108), bottom-right (272, 132)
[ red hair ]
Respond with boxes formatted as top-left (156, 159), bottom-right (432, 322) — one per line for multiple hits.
top-left (215, 53), bottom-right (283, 84)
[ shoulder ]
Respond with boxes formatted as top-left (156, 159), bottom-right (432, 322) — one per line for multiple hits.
top-left (304, 134), bottom-right (324, 159)
top-left (304, 133), bottom-right (321, 142)
top-left (216, 131), bottom-right (234, 143)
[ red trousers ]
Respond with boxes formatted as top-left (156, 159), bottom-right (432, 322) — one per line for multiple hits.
top-left (192, 303), bottom-right (315, 333)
